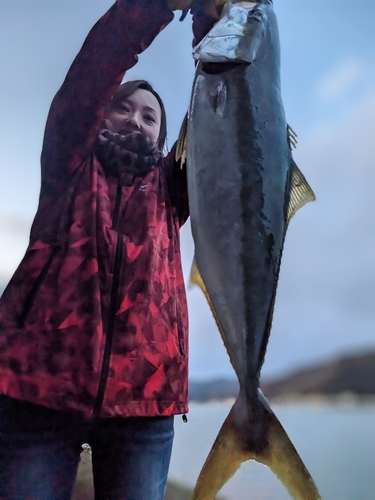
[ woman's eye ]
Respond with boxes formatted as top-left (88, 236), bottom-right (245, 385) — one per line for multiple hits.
top-left (145, 115), bottom-right (156, 124)
top-left (119, 105), bottom-right (130, 112)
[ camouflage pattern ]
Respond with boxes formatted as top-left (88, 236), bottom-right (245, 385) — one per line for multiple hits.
top-left (0, 0), bottom-right (190, 418)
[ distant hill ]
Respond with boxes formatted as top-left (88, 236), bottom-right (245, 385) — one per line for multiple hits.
top-left (261, 351), bottom-right (375, 399)
top-left (189, 351), bottom-right (375, 402)
top-left (189, 378), bottom-right (239, 402)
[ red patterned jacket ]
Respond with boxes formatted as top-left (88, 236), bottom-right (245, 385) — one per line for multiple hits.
top-left (0, 0), bottom-right (195, 418)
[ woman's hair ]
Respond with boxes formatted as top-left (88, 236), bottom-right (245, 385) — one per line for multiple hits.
top-left (110, 80), bottom-right (167, 151)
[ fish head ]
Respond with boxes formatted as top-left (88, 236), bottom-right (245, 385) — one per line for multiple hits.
top-left (193, 0), bottom-right (274, 64)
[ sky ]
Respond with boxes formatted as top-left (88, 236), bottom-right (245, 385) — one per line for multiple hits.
top-left (0, 0), bottom-right (375, 381)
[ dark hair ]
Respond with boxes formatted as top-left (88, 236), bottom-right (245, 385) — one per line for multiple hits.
top-left (110, 80), bottom-right (167, 151)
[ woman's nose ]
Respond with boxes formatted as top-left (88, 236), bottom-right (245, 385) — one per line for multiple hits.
top-left (125, 114), bottom-right (141, 131)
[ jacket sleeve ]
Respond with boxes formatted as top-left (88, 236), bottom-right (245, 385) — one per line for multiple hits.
top-left (41, 0), bottom-right (174, 181)
top-left (163, 144), bottom-right (189, 227)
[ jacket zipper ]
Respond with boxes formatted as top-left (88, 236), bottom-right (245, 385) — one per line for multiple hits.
top-left (178, 328), bottom-right (185, 356)
top-left (93, 181), bottom-right (123, 416)
top-left (165, 194), bottom-right (185, 358)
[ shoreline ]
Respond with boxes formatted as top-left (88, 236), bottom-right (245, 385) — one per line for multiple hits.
top-left (189, 392), bottom-right (375, 407)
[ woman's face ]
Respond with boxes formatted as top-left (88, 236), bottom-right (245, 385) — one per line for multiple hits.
top-left (106, 88), bottom-right (162, 145)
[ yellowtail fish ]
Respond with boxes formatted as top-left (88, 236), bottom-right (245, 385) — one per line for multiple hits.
top-left (177, 0), bottom-right (321, 498)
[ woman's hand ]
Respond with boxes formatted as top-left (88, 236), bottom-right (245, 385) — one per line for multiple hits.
top-left (201, 0), bottom-right (225, 20)
top-left (167, 0), bottom-right (192, 10)
top-left (168, 0), bottom-right (224, 18)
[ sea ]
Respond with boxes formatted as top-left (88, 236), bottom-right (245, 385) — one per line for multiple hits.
top-left (167, 400), bottom-right (375, 500)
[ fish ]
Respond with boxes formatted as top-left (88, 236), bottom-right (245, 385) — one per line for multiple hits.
top-left (176, 0), bottom-right (321, 498)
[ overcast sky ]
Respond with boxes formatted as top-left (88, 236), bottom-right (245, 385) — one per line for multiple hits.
top-left (1, 0), bottom-right (375, 381)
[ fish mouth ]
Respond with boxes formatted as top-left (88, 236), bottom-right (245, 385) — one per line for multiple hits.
top-left (193, 1), bottom-right (266, 64)
top-left (201, 61), bottom-right (247, 75)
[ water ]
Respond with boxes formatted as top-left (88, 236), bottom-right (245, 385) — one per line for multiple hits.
top-left (168, 401), bottom-right (375, 500)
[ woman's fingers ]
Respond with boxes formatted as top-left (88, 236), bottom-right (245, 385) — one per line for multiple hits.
top-left (168, 0), bottom-right (224, 17)
top-left (167, 0), bottom-right (193, 11)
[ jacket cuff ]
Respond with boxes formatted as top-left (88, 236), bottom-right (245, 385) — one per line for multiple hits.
top-left (119, 0), bottom-right (174, 53)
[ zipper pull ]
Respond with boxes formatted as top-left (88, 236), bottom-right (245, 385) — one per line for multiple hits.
top-left (179, 343), bottom-right (185, 356)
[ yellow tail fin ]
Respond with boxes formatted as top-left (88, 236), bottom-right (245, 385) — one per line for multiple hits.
top-left (193, 394), bottom-right (321, 500)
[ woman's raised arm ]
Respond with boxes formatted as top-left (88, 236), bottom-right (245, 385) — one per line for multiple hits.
top-left (41, 0), bottom-right (174, 180)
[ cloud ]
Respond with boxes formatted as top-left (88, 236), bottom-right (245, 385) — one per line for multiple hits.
top-left (315, 57), bottom-right (367, 102)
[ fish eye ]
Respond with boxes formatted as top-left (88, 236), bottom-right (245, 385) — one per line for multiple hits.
top-left (249, 8), bottom-right (264, 22)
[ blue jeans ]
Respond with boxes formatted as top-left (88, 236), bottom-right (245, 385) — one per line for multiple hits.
top-left (0, 395), bottom-right (174, 500)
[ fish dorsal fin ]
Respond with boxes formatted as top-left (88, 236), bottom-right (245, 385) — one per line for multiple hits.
top-left (176, 111), bottom-right (188, 168)
top-left (287, 124), bottom-right (298, 149)
top-left (190, 257), bottom-right (235, 367)
top-left (287, 160), bottom-right (316, 223)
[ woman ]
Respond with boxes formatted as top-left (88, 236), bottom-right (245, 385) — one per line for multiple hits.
top-left (0, 0), bottom-right (218, 498)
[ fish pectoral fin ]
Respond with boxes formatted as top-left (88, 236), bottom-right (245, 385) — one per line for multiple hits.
top-left (287, 160), bottom-right (316, 223)
top-left (175, 111), bottom-right (188, 168)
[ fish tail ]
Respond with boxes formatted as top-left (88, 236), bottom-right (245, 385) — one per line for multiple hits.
top-left (193, 392), bottom-right (321, 500)
top-left (192, 403), bottom-right (248, 500)
top-left (255, 391), bottom-right (321, 500)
